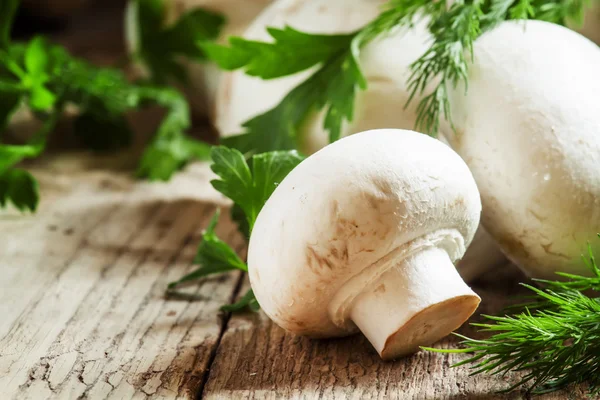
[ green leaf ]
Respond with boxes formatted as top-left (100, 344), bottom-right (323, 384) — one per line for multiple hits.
top-left (203, 26), bottom-right (354, 79)
top-left (167, 210), bottom-right (247, 289)
top-left (193, 210), bottom-right (247, 271)
top-left (230, 203), bottom-right (249, 239)
top-left (425, 239), bottom-right (600, 395)
top-left (0, 92), bottom-right (22, 134)
top-left (0, 105), bottom-right (59, 212)
top-left (18, 37), bottom-right (56, 111)
top-left (0, 169), bottom-right (39, 212)
top-left (137, 134), bottom-right (212, 180)
top-left (74, 112), bottom-right (133, 151)
top-left (209, 146), bottom-right (304, 230)
top-left (0, 0), bottom-right (19, 49)
top-left (0, 143), bottom-right (42, 172)
top-left (28, 85), bottom-right (56, 110)
top-left (24, 37), bottom-right (50, 79)
top-left (221, 50), bottom-right (364, 153)
top-left (221, 289), bottom-right (260, 313)
top-left (133, 0), bottom-right (225, 83)
top-left (209, 146), bottom-right (253, 210)
top-left (164, 8), bottom-right (225, 59)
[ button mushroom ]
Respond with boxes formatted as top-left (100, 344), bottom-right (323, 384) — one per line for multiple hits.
top-left (247, 129), bottom-right (482, 359)
top-left (446, 20), bottom-right (600, 280)
top-left (215, 0), bottom-right (414, 155)
top-left (216, 0), bottom-right (504, 282)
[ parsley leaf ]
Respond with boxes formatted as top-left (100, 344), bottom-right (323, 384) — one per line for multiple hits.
top-left (210, 146), bottom-right (304, 231)
top-left (221, 289), bottom-right (260, 313)
top-left (0, 168), bottom-right (39, 212)
top-left (207, 0), bottom-right (597, 149)
top-left (207, 26), bottom-right (364, 153)
top-left (137, 132), bottom-right (212, 180)
top-left (167, 209), bottom-right (247, 290)
top-left (0, 109), bottom-right (60, 212)
top-left (168, 148), bottom-right (304, 310)
top-left (23, 37), bottom-right (56, 110)
top-left (0, 91), bottom-right (21, 134)
top-left (1, 38), bottom-right (211, 185)
top-left (131, 0), bottom-right (225, 84)
top-left (203, 26), bottom-right (355, 79)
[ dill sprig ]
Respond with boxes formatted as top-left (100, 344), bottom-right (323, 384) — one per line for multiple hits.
top-left (424, 242), bottom-right (600, 395)
top-left (405, 0), bottom-right (595, 135)
top-left (206, 0), bottom-right (596, 148)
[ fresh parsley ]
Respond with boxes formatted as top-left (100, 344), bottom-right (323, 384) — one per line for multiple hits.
top-left (0, 3), bottom-right (213, 211)
top-left (205, 0), bottom-right (596, 151)
top-left (168, 146), bottom-right (304, 311)
top-left (210, 146), bottom-right (304, 231)
top-left (129, 0), bottom-right (225, 84)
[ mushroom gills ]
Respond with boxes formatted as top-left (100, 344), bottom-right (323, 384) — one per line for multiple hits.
top-left (349, 247), bottom-right (480, 360)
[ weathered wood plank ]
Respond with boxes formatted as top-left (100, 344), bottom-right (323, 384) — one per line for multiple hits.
top-left (202, 267), bottom-right (588, 400)
top-left (0, 153), bottom-right (243, 400)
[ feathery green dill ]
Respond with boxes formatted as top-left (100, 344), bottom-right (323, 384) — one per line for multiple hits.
top-left (424, 242), bottom-right (600, 395)
top-left (205, 0), bottom-right (596, 152)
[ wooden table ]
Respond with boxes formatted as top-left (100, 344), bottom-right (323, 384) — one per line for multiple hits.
top-left (0, 4), bottom-right (591, 399)
top-left (0, 150), bottom-right (589, 400)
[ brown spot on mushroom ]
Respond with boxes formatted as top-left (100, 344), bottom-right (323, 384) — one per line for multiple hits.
top-left (306, 245), bottom-right (335, 272)
top-left (452, 197), bottom-right (465, 207)
top-left (217, 74), bottom-right (234, 119)
top-left (527, 208), bottom-right (547, 223)
top-left (283, 0), bottom-right (304, 16)
top-left (495, 233), bottom-right (530, 262)
top-left (541, 243), bottom-right (571, 260)
top-left (330, 199), bottom-right (341, 219)
top-left (375, 284), bottom-right (386, 293)
top-left (366, 193), bottom-right (382, 212)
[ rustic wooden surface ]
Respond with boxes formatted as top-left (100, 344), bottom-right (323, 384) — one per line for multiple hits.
top-left (0, 3), bottom-right (591, 400)
top-left (0, 151), bottom-right (589, 400)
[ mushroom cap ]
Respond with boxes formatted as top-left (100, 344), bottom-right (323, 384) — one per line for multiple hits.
top-left (447, 20), bottom-right (600, 279)
top-left (247, 129), bottom-right (481, 336)
top-left (215, 0), bottom-right (433, 153)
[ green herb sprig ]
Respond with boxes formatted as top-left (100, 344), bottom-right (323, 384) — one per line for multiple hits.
top-left (205, 0), bottom-right (595, 152)
top-left (167, 147), bottom-right (304, 311)
top-left (0, 0), bottom-right (214, 211)
top-left (424, 242), bottom-right (600, 395)
top-left (128, 0), bottom-right (225, 84)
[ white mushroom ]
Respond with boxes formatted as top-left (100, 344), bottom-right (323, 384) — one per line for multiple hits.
top-left (215, 0), bottom-right (415, 154)
top-left (125, 0), bottom-right (274, 116)
top-left (248, 129), bottom-right (482, 359)
top-left (216, 0), bottom-right (504, 282)
top-left (446, 20), bottom-right (600, 280)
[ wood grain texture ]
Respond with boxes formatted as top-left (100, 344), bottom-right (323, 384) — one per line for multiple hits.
top-left (0, 153), bottom-right (244, 400)
top-left (0, 153), bottom-right (592, 399)
top-left (202, 268), bottom-right (588, 400)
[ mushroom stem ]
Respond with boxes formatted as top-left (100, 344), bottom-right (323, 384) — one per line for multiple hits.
top-left (349, 247), bottom-right (480, 360)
